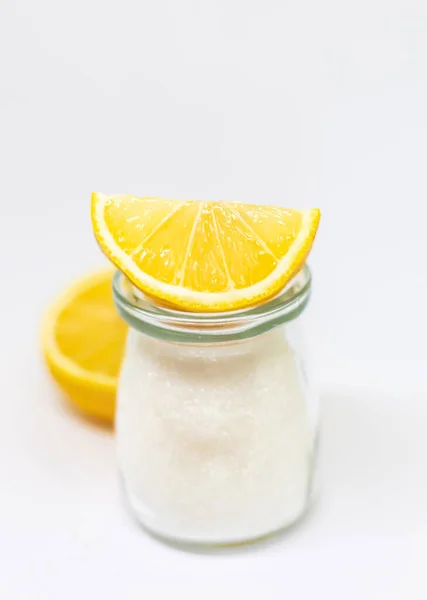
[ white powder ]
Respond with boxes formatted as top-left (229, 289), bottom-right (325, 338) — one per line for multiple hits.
top-left (116, 326), bottom-right (317, 544)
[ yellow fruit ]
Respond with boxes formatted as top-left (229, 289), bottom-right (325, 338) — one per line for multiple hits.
top-left (42, 268), bottom-right (127, 423)
top-left (91, 193), bottom-right (320, 312)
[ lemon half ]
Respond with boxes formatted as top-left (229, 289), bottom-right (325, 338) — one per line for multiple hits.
top-left (42, 269), bottom-right (127, 422)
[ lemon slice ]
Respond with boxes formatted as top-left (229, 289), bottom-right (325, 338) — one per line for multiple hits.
top-left (91, 193), bottom-right (320, 312)
top-left (42, 269), bottom-right (127, 422)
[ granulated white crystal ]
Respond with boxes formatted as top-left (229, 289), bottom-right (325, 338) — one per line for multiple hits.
top-left (116, 326), bottom-right (316, 544)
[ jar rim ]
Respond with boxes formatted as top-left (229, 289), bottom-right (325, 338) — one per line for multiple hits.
top-left (112, 265), bottom-right (312, 343)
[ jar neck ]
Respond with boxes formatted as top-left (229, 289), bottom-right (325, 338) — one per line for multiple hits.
top-left (127, 326), bottom-right (289, 357)
top-left (112, 265), bottom-right (312, 344)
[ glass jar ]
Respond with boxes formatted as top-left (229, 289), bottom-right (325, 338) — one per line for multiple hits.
top-left (113, 265), bottom-right (318, 546)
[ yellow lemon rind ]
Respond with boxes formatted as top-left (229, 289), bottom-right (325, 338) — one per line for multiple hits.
top-left (91, 192), bottom-right (321, 312)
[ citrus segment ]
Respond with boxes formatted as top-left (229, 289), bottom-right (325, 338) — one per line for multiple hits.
top-left (91, 193), bottom-right (320, 311)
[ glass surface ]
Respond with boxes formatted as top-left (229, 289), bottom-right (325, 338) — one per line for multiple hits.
top-left (114, 266), bottom-right (318, 545)
top-left (112, 265), bottom-right (312, 343)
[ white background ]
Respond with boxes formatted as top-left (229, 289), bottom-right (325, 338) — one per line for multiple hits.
top-left (1, 1), bottom-right (427, 598)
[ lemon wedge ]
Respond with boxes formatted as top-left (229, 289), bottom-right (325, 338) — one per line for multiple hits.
top-left (91, 193), bottom-right (320, 312)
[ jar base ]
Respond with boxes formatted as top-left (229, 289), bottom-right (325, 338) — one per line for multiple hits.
top-left (121, 480), bottom-right (313, 548)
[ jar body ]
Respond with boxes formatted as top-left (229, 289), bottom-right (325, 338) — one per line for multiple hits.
top-left (116, 319), bottom-right (318, 545)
